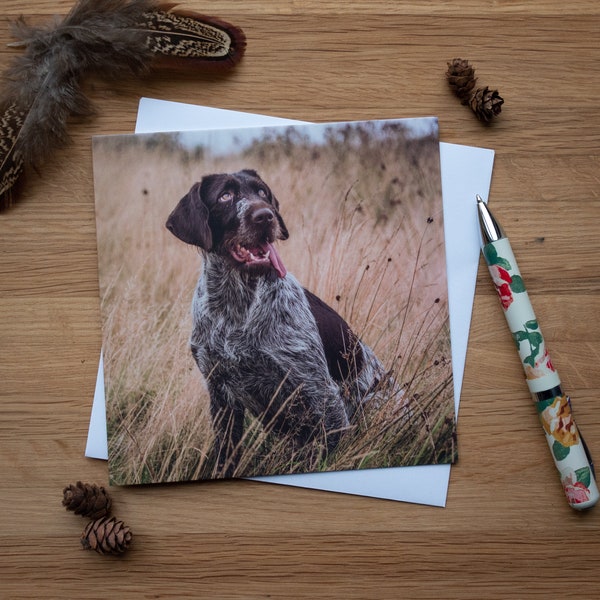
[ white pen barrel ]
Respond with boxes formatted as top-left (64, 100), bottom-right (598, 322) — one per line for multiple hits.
top-left (484, 238), bottom-right (560, 393)
top-left (483, 237), bottom-right (599, 510)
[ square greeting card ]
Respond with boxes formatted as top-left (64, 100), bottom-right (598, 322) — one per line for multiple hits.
top-left (92, 117), bottom-right (456, 485)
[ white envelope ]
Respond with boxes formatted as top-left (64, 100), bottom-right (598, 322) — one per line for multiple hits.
top-left (86, 98), bottom-right (494, 507)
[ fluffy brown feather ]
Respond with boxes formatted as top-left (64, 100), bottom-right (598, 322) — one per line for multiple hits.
top-left (0, 0), bottom-right (246, 209)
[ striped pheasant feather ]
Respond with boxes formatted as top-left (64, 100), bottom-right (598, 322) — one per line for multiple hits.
top-left (0, 104), bottom-right (26, 205)
top-left (0, 0), bottom-right (246, 209)
top-left (143, 5), bottom-right (245, 66)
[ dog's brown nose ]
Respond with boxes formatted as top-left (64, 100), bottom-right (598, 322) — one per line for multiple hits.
top-left (252, 207), bottom-right (274, 225)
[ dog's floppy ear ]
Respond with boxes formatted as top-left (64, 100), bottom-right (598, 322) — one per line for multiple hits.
top-left (165, 182), bottom-right (212, 249)
top-left (275, 205), bottom-right (289, 240)
top-left (268, 190), bottom-right (289, 240)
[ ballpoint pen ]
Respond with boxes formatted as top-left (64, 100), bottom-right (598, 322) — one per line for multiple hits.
top-left (476, 195), bottom-right (599, 510)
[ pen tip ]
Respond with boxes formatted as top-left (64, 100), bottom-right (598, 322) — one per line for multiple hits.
top-left (476, 194), bottom-right (484, 203)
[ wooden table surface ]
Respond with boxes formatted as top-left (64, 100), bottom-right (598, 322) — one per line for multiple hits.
top-left (1, 1), bottom-right (599, 598)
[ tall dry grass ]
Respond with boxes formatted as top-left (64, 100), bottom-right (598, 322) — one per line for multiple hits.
top-left (92, 121), bottom-right (456, 486)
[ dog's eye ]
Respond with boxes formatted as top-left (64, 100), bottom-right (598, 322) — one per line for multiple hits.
top-left (257, 189), bottom-right (267, 199)
top-left (218, 191), bottom-right (234, 203)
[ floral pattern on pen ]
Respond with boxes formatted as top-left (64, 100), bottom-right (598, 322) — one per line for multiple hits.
top-left (536, 394), bottom-right (592, 504)
top-left (483, 244), bottom-right (553, 377)
top-left (483, 244), bottom-right (526, 309)
top-left (480, 212), bottom-right (598, 508)
top-left (538, 394), bottom-right (578, 448)
top-left (563, 471), bottom-right (592, 505)
top-left (488, 263), bottom-right (514, 309)
top-left (523, 348), bottom-right (555, 380)
top-left (515, 327), bottom-right (558, 381)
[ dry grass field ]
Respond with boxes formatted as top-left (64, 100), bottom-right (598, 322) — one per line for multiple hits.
top-left (92, 120), bottom-right (455, 485)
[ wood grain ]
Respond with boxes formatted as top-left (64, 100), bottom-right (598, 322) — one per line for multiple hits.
top-left (1, 1), bottom-right (599, 598)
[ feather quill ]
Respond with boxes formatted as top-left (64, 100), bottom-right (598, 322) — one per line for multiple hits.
top-left (0, 0), bottom-right (246, 209)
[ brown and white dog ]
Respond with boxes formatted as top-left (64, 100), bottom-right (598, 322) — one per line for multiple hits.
top-left (166, 169), bottom-right (388, 476)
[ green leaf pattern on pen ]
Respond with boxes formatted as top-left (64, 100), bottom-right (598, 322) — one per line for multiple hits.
top-left (512, 320), bottom-right (543, 369)
top-left (552, 439), bottom-right (571, 461)
top-left (575, 466), bottom-right (592, 489)
top-left (484, 245), bottom-right (554, 377)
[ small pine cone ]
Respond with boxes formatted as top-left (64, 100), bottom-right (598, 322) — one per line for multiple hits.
top-left (62, 481), bottom-right (112, 519)
top-left (469, 86), bottom-right (504, 123)
top-left (81, 516), bottom-right (133, 556)
top-left (446, 58), bottom-right (477, 104)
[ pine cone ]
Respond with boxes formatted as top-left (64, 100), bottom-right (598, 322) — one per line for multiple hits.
top-left (446, 58), bottom-right (504, 123)
top-left (81, 516), bottom-right (133, 556)
top-left (446, 58), bottom-right (477, 104)
top-left (62, 481), bottom-right (112, 519)
top-left (469, 86), bottom-right (504, 123)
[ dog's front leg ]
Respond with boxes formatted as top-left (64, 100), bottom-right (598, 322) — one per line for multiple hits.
top-left (208, 390), bottom-right (245, 478)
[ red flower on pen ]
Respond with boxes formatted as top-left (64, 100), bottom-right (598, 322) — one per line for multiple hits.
top-left (489, 264), bottom-right (513, 309)
top-left (542, 349), bottom-right (555, 373)
top-left (563, 475), bottom-right (591, 505)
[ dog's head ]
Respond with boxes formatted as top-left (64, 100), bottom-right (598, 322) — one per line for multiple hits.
top-left (166, 169), bottom-right (289, 278)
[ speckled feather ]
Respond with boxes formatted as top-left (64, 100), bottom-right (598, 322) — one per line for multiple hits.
top-left (0, 0), bottom-right (246, 208)
top-left (142, 4), bottom-right (246, 66)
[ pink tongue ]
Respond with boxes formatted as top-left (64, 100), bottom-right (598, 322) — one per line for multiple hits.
top-left (265, 242), bottom-right (287, 278)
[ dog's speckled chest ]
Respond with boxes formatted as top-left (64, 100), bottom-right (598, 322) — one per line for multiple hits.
top-left (190, 261), bottom-right (328, 382)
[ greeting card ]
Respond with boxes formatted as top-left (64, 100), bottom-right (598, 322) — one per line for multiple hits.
top-left (93, 117), bottom-right (456, 485)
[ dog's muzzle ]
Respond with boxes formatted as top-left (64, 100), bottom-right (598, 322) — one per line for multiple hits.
top-left (228, 201), bottom-right (287, 278)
